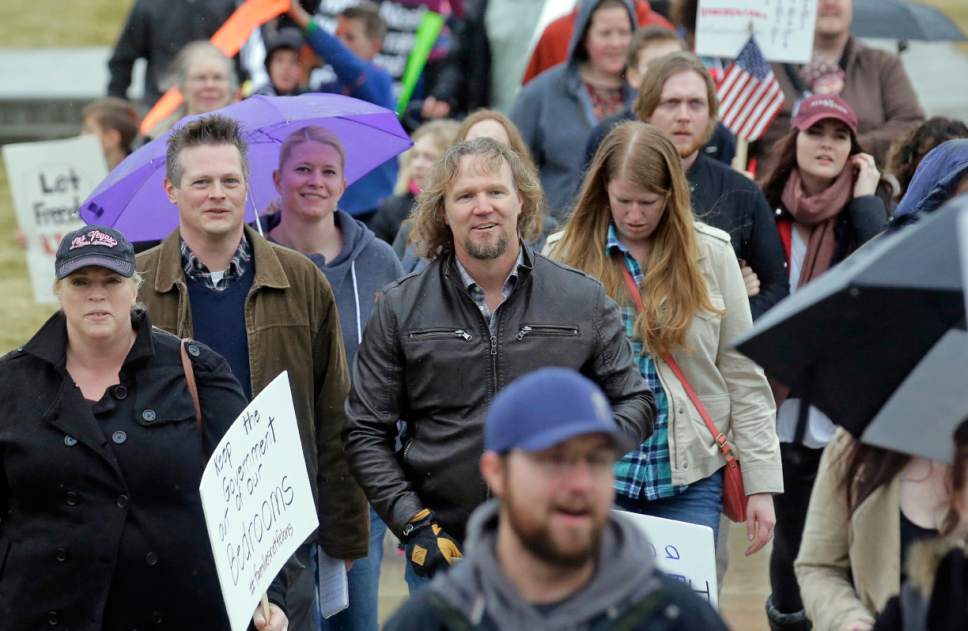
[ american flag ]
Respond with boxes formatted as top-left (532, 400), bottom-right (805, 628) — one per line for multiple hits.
top-left (716, 36), bottom-right (785, 142)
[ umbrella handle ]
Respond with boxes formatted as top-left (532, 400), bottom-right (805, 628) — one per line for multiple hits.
top-left (249, 195), bottom-right (264, 236)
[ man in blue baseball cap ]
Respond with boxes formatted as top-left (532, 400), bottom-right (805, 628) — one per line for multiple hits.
top-left (385, 368), bottom-right (728, 630)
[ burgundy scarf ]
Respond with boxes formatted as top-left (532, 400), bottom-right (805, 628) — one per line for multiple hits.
top-left (781, 166), bottom-right (854, 288)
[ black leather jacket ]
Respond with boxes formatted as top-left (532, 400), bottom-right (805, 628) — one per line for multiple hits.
top-left (344, 245), bottom-right (656, 541)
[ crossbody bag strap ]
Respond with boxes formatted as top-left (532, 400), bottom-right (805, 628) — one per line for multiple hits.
top-left (619, 266), bottom-right (735, 460)
top-left (180, 339), bottom-right (202, 427)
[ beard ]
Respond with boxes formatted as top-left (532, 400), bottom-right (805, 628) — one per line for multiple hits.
top-left (462, 231), bottom-right (510, 260)
top-left (503, 488), bottom-right (604, 569)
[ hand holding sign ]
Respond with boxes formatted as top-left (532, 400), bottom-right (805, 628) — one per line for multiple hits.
top-left (201, 372), bottom-right (318, 631)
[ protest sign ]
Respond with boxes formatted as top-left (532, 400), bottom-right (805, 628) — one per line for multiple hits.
top-left (696, 0), bottom-right (818, 64)
top-left (2, 135), bottom-right (105, 303)
top-left (200, 372), bottom-right (319, 631)
top-left (617, 511), bottom-right (719, 609)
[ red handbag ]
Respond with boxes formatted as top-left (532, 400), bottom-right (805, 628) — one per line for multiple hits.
top-left (620, 266), bottom-right (748, 523)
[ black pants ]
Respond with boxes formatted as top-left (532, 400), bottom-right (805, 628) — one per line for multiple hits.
top-left (769, 442), bottom-right (825, 613)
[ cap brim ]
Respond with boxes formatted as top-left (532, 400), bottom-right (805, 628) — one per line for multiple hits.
top-left (794, 112), bottom-right (858, 137)
top-left (56, 255), bottom-right (135, 279)
top-left (511, 419), bottom-right (637, 455)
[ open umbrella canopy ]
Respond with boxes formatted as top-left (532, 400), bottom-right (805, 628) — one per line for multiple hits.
top-left (734, 197), bottom-right (967, 457)
top-left (852, 0), bottom-right (967, 42)
top-left (79, 94), bottom-right (412, 243)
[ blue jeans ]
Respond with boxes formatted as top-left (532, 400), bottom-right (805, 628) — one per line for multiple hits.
top-left (404, 556), bottom-right (433, 595)
top-left (614, 469), bottom-right (724, 542)
top-left (317, 506), bottom-right (387, 631)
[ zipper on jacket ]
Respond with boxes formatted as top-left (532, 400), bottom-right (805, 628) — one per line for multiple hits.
top-left (515, 324), bottom-right (580, 340)
top-left (408, 328), bottom-right (472, 341)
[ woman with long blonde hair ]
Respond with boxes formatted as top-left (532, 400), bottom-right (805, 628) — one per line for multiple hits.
top-left (549, 121), bottom-right (781, 549)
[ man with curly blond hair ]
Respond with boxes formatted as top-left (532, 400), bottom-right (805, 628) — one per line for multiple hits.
top-left (344, 137), bottom-right (655, 592)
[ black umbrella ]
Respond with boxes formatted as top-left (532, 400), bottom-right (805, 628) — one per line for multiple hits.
top-left (734, 198), bottom-right (968, 460)
top-left (852, 0), bottom-right (967, 42)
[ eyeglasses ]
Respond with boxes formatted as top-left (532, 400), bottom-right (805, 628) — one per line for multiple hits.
top-left (523, 449), bottom-right (617, 478)
top-left (187, 73), bottom-right (230, 86)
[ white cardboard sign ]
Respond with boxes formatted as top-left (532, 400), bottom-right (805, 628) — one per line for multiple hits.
top-left (2, 136), bottom-right (106, 303)
top-left (200, 372), bottom-right (319, 631)
top-left (695, 0), bottom-right (818, 64)
top-left (618, 511), bottom-right (719, 609)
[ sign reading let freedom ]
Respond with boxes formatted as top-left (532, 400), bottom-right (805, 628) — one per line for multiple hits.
top-left (200, 372), bottom-right (318, 631)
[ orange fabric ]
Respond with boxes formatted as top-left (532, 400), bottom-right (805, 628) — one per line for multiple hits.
top-left (139, 0), bottom-right (289, 134)
top-left (521, 0), bottom-right (673, 85)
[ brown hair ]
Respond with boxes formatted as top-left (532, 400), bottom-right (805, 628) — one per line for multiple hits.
top-left (633, 52), bottom-right (717, 144)
top-left (166, 114), bottom-right (248, 185)
top-left (758, 127), bottom-right (865, 209)
top-left (340, 2), bottom-right (387, 43)
top-left (886, 117), bottom-right (968, 198)
top-left (626, 25), bottom-right (683, 69)
top-left (409, 138), bottom-right (542, 259)
top-left (456, 109), bottom-right (535, 165)
top-left (671, 0), bottom-right (698, 48)
top-left (551, 121), bottom-right (721, 356)
top-left (82, 97), bottom-right (141, 155)
top-left (277, 126), bottom-right (346, 174)
top-left (394, 119), bottom-right (460, 195)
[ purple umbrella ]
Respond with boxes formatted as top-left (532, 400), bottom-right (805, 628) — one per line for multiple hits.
top-left (79, 94), bottom-right (412, 242)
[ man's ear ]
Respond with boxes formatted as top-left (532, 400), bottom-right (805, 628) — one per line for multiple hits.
top-left (163, 177), bottom-right (178, 204)
top-left (480, 451), bottom-right (506, 498)
top-left (104, 128), bottom-right (123, 152)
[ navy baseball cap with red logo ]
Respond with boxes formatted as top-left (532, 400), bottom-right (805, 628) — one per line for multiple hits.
top-left (55, 226), bottom-right (136, 279)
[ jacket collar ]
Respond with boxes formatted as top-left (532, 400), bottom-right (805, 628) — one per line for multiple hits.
top-left (22, 308), bottom-right (155, 369)
top-left (151, 225), bottom-right (291, 294)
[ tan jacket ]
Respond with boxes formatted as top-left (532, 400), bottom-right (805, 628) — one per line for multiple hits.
top-left (136, 226), bottom-right (369, 559)
top-left (545, 224), bottom-right (782, 494)
top-left (795, 429), bottom-right (901, 630)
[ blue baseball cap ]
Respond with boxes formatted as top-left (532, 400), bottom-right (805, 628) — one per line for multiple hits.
top-left (485, 368), bottom-right (635, 454)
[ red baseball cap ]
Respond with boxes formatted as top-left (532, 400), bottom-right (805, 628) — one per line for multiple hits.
top-left (792, 94), bottom-right (858, 136)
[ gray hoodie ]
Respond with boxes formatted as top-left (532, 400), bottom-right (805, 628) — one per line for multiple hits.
top-left (510, 0), bottom-right (638, 218)
top-left (297, 210), bottom-right (404, 364)
top-left (429, 499), bottom-right (663, 629)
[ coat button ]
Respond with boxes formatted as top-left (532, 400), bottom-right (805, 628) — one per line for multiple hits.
top-left (187, 343), bottom-right (201, 357)
top-left (55, 547), bottom-right (67, 562)
top-left (47, 610), bottom-right (58, 625)
top-left (65, 491), bottom-right (79, 506)
top-left (112, 430), bottom-right (128, 445)
top-left (116, 494), bottom-right (129, 509)
top-left (63, 435), bottom-right (77, 447)
top-left (152, 611), bottom-right (163, 625)
top-left (112, 385), bottom-right (128, 400)
top-left (142, 409), bottom-right (156, 422)
top-left (145, 551), bottom-right (158, 566)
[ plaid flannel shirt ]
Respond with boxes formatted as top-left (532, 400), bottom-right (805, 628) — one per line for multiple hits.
top-left (454, 249), bottom-right (524, 335)
top-left (607, 224), bottom-right (687, 501)
top-left (180, 235), bottom-right (252, 292)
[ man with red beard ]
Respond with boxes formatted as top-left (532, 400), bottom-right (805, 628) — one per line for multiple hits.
top-left (384, 368), bottom-right (727, 630)
top-left (632, 52), bottom-right (789, 319)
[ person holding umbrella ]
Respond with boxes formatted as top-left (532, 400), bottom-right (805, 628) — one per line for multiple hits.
top-left (0, 226), bottom-right (286, 630)
top-left (267, 125), bottom-right (404, 631)
top-left (547, 121), bottom-right (782, 550)
top-left (136, 115), bottom-right (369, 631)
top-left (756, 93), bottom-right (889, 630)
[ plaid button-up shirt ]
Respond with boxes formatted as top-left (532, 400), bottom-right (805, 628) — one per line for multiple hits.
top-left (454, 249), bottom-right (524, 336)
top-left (606, 224), bottom-right (687, 501)
top-left (180, 235), bottom-right (252, 292)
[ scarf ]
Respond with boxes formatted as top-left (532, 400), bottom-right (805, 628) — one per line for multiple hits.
top-left (781, 166), bottom-right (854, 288)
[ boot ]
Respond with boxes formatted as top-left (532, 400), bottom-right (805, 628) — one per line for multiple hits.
top-left (765, 594), bottom-right (812, 631)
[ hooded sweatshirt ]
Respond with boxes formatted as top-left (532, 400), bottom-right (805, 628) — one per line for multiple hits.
top-left (510, 0), bottom-right (638, 218)
top-left (386, 499), bottom-right (729, 630)
top-left (275, 210), bottom-right (403, 364)
top-left (894, 139), bottom-right (968, 218)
